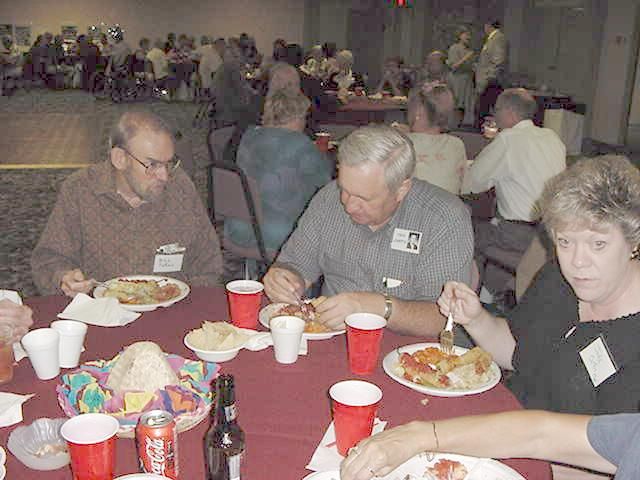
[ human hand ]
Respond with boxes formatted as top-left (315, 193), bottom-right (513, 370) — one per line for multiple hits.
top-left (263, 267), bottom-right (305, 305)
top-left (0, 299), bottom-right (33, 343)
top-left (60, 269), bottom-right (95, 297)
top-left (315, 292), bottom-right (382, 331)
top-left (437, 281), bottom-right (484, 326)
top-left (340, 421), bottom-right (427, 480)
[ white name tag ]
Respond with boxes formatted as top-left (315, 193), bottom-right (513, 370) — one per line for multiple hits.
top-left (579, 336), bottom-right (617, 387)
top-left (153, 253), bottom-right (184, 273)
top-left (390, 228), bottom-right (422, 254)
top-left (382, 277), bottom-right (403, 289)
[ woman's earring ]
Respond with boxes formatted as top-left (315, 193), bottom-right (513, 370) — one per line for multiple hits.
top-left (631, 245), bottom-right (640, 260)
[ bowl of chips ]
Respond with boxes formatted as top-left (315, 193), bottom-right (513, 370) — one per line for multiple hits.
top-left (184, 321), bottom-right (253, 362)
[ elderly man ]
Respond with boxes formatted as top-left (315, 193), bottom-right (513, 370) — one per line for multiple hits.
top-left (264, 125), bottom-right (474, 337)
top-left (463, 88), bottom-right (566, 297)
top-left (0, 35), bottom-right (23, 93)
top-left (31, 110), bottom-right (223, 297)
top-left (476, 20), bottom-right (509, 124)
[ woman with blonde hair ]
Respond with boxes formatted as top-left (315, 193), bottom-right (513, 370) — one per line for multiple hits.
top-left (447, 27), bottom-right (475, 125)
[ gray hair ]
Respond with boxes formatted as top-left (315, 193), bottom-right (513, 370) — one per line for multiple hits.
top-left (267, 62), bottom-right (300, 95)
top-left (338, 125), bottom-right (415, 192)
top-left (336, 49), bottom-right (354, 68)
top-left (262, 89), bottom-right (310, 127)
top-left (496, 88), bottom-right (537, 120)
top-left (540, 155), bottom-right (640, 247)
top-left (408, 83), bottom-right (455, 130)
top-left (110, 109), bottom-right (174, 149)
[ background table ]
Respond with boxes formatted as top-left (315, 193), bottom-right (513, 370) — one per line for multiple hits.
top-left (318, 96), bottom-right (407, 126)
top-left (3, 288), bottom-right (552, 479)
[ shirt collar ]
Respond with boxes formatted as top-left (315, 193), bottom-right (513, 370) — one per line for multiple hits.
top-left (512, 119), bottom-right (535, 130)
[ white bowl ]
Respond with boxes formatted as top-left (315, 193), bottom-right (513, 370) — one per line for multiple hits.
top-left (8, 418), bottom-right (70, 471)
top-left (183, 334), bottom-right (242, 362)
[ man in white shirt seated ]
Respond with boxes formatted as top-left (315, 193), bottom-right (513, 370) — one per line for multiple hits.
top-left (463, 88), bottom-right (566, 297)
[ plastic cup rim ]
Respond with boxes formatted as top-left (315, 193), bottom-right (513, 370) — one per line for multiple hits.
top-left (61, 413), bottom-right (120, 445)
top-left (226, 279), bottom-right (264, 295)
top-left (270, 315), bottom-right (306, 332)
top-left (345, 313), bottom-right (387, 331)
top-left (21, 328), bottom-right (60, 349)
top-left (50, 320), bottom-right (88, 334)
top-left (329, 379), bottom-right (383, 406)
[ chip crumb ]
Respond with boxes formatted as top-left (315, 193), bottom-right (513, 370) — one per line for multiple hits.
top-left (420, 397), bottom-right (430, 406)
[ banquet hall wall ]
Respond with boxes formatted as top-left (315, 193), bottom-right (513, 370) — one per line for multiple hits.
top-left (0, 0), bottom-right (304, 55)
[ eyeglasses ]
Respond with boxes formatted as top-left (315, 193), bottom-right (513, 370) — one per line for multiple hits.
top-left (119, 147), bottom-right (181, 176)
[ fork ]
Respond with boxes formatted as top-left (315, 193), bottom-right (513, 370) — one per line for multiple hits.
top-left (439, 311), bottom-right (455, 355)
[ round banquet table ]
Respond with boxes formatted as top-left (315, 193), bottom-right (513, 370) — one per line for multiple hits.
top-left (318, 95), bottom-right (407, 126)
top-left (3, 288), bottom-right (552, 479)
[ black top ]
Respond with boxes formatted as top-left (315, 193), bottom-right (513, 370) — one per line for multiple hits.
top-left (507, 261), bottom-right (640, 414)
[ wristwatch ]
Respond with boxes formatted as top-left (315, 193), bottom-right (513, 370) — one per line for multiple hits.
top-left (383, 294), bottom-right (393, 320)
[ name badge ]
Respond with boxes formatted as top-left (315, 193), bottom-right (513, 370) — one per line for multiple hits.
top-left (578, 336), bottom-right (618, 387)
top-left (382, 277), bottom-right (403, 289)
top-left (391, 228), bottom-right (422, 255)
top-left (153, 243), bottom-right (185, 273)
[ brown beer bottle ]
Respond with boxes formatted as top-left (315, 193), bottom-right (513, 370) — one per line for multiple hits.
top-left (204, 374), bottom-right (245, 480)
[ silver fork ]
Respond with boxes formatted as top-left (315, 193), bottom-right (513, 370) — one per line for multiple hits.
top-left (439, 311), bottom-right (455, 355)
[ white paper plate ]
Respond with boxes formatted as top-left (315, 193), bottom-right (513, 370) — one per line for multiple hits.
top-left (382, 342), bottom-right (501, 397)
top-left (305, 453), bottom-right (523, 480)
top-left (94, 275), bottom-right (190, 312)
top-left (259, 303), bottom-right (345, 340)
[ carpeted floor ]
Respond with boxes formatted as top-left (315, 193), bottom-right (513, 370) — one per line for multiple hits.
top-left (1, 89), bottom-right (212, 297)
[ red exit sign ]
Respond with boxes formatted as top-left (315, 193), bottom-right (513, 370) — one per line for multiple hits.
top-left (390, 0), bottom-right (412, 6)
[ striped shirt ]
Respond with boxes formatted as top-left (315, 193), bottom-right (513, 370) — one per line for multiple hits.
top-left (277, 179), bottom-right (473, 301)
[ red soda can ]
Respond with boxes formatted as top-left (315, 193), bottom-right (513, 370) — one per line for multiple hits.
top-left (136, 409), bottom-right (179, 479)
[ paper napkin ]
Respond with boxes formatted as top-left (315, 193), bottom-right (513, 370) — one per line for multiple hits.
top-left (244, 331), bottom-right (308, 355)
top-left (57, 293), bottom-right (141, 327)
top-left (0, 393), bottom-right (34, 427)
top-left (306, 418), bottom-right (387, 472)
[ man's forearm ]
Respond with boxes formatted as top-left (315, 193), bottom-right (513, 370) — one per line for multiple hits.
top-left (386, 298), bottom-right (445, 337)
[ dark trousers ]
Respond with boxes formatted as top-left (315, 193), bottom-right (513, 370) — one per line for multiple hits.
top-left (477, 78), bottom-right (503, 126)
top-left (474, 217), bottom-right (537, 294)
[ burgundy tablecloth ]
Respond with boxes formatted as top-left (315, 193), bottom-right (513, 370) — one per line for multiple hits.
top-left (2, 288), bottom-right (551, 479)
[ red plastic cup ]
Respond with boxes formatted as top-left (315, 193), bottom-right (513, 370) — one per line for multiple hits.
top-left (315, 132), bottom-right (331, 152)
top-left (329, 380), bottom-right (382, 456)
top-left (345, 313), bottom-right (387, 375)
top-left (60, 413), bottom-right (120, 480)
top-left (226, 280), bottom-right (264, 329)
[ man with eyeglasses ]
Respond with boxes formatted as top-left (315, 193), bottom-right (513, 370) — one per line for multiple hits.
top-left (32, 109), bottom-right (223, 296)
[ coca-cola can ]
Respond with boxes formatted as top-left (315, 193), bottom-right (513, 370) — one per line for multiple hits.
top-left (136, 409), bottom-right (179, 480)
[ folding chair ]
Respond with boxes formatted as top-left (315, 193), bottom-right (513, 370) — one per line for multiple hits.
top-left (207, 161), bottom-right (276, 273)
top-left (206, 125), bottom-right (235, 218)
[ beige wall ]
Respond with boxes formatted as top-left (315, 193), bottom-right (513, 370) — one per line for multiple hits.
top-left (0, 0), bottom-right (304, 53)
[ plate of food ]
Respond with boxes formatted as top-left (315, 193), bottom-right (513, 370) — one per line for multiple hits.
top-left (387, 452), bottom-right (524, 480)
top-left (56, 341), bottom-right (218, 437)
top-left (382, 343), bottom-right (500, 397)
top-left (259, 298), bottom-right (345, 340)
top-left (93, 275), bottom-right (190, 312)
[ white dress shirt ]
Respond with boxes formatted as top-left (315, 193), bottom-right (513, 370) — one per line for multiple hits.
top-left (462, 119), bottom-right (566, 221)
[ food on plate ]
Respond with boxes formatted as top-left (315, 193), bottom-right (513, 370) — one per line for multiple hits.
top-left (186, 322), bottom-right (250, 350)
top-left (397, 346), bottom-right (493, 390)
top-left (426, 458), bottom-right (468, 480)
top-left (34, 442), bottom-right (67, 457)
top-left (103, 278), bottom-right (181, 304)
top-left (106, 342), bottom-right (179, 392)
top-left (271, 296), bottom-right (330, 333)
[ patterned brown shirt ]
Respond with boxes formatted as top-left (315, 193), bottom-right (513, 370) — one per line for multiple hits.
top-left (31, 162), bottom-right (223, 294)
